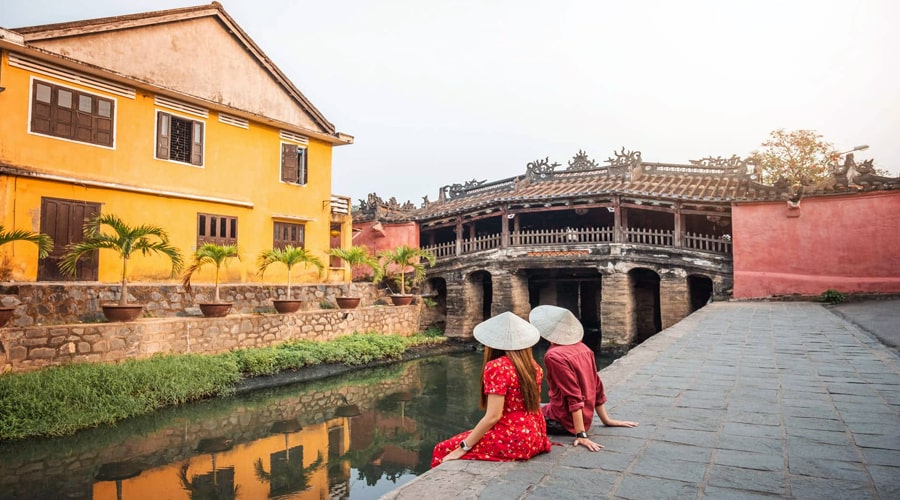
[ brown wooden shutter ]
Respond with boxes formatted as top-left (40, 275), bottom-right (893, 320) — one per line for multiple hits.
top-left (156, 113), bottom-right (170, 159)
top-left (281, 143), bottom-right (298, 183)
top-left (190, 121), bottom-right (203, 165)
top-left (31, 82), bottom-right (52, 134)
top-left (94, 98), bottom-right (113, 146)
top-left (74, 94), bottom-right (93, 143)
top-left (298, 148), bottom-right (307, 185)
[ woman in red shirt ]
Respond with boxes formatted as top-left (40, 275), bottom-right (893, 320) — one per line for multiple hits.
top-left (431, 312), bottom-right (552, 467)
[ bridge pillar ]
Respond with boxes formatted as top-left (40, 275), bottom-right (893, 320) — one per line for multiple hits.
top-left (660, 275), bottom-right (691, 330)
top-left (600, 271), bottom-right (633, 346)
top-left (489, 269), bottom-right (531, 319)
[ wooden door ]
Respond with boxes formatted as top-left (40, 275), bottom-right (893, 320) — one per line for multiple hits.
top-left (38, 197), bottom-right (100, 281)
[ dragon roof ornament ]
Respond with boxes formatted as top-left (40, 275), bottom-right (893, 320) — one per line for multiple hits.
top-left (567, 150), bottom-right (599, 171)
top-left (526, 157), bottom-right (561, 180)
top-left (689, 154), bottom-right (755, 174)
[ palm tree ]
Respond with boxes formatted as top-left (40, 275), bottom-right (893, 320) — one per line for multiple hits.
top-left (256, 245), bottom-right (324, 300)
top-left (377, 245), bottom-right (436, 295)
top-left (0, 225), bottom-right (53, 258)
top-left (59, 214), bottom-right (183, 306)
top-left (326, 245), bottom-right (380, 281)
top-left (182, 243), bottom-right (240, 303)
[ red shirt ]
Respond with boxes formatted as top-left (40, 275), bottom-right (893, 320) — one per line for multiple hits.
top-left (540, 342), bottom-right (607, 434)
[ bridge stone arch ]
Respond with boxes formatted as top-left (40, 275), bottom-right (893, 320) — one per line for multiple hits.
top-left (688, 274), bottom-right (714, 312)
top-left (431, 246), bottom-right (732, 347)
top-left (629, 267), bottom-right (662, 345)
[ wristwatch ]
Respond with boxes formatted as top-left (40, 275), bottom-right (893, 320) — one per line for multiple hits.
top-left (460, 440), bottom-right (472, 451)
top-left (575, 431), bottom-right (588, 439)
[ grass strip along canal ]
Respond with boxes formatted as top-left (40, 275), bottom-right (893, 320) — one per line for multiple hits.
top-left (0, 329), bottom-right (467, 441)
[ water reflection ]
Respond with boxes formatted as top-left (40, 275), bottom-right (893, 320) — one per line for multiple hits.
top-left (0, 347), bottom-right (618, 499)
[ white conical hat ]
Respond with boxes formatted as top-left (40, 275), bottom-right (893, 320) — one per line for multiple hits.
top-left (529, 305), bottom-right (584, 345)
top-left (473, 311), bottom-right (540, 350)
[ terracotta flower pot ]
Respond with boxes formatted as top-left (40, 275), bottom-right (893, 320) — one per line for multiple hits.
top-left (390, 295), bottom-right (414, 306)
top-left (336, 297), bottom-right (361, 309)
top-left (0, 306), bottom-right (16, 327)
top-left (101, 304), bottom-right (144, 322)
top-left (198, 303), bottom-right (232, 317)
top-left (272, 299), bottom-right (303, 314)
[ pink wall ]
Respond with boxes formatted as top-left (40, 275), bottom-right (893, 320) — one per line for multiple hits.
top-left (732, 191), bottom-right (900, 298)
top-left (350, 221), bottom-right (420, 279)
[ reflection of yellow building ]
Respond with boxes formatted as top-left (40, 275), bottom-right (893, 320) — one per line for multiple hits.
top-left (92, 417), bottom-right (351, 499)
top-left (0, 4), bottom-right (353, 284)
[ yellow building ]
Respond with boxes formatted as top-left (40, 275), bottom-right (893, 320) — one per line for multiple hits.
top-left (0, 3), bottom-right (353, 285)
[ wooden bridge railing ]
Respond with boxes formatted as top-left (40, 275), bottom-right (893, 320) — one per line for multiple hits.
top-left (422, 227), bottom-right (731, 259)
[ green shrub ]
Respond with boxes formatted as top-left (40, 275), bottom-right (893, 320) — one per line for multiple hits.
top-left (821, 289), bottom-right (845, 304)
top-left (319, 300), bottom-right (337, 309)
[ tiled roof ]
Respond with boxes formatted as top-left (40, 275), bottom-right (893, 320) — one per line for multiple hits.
top-left (406, 158), bottom-right (785, 220)
top-left (356, 152), bottom-right (899, 222)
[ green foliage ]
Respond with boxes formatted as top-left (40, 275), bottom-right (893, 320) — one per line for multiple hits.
top-left (376, 245), bottom-right (437, 295)
top-left (58, 214), bottom-right (183, 306)
top-left (0, 332), bottom-right (446, 440)
top-left (227, 332), bottom-right (445, 376)
top-left (821, 289), bottom-right (846, 304)
top-left (256, 245), bottom-right (325, 299)
top-left (422, 326), bottom-right (444, 337)
top-left (326, 245), bottom-right (379, 280)
top-left (750, 129), bottom-right (839, 186)
top-left (0, 354), bottom-right (239, 440)
top-left (422, 297), bottom-right (438, 307)
top-left (182, 243), bottom-right (240, 303)
top-left (0, 225), bottom-right (53, 258)
top-left (319, 300), bottom-right (337, 309)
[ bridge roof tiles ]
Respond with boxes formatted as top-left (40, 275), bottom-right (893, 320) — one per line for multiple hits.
top-left (410, 170), bottom-right (768, 220)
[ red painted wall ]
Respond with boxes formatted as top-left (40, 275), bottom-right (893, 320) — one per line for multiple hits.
top-left (350, 221), bottom-right (420, 279)
top-left (732, 191), bottom-right (900, 298)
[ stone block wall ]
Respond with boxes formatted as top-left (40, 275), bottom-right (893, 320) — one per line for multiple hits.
top-left (1, 304), bottom-right (420, 373)
top-left (0, 282), bottom-right (382, 327)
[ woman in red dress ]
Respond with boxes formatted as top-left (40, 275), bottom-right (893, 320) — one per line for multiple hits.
top-left (432, 312), bottom-right (552, 467)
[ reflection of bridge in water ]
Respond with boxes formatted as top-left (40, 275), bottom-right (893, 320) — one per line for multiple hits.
top-left (0, 354), bottom-right (489, 499)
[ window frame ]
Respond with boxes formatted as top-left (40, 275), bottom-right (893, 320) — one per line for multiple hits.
top-left (29, 78), bottom-right (115, 147)
top-left (156, 110), bottom-right (205, 166)
top-left (280, 142), bottom-right (308, 185)
top-left (197, 213), bottom-right (238, 247)
top-left (273, 221), bottom-right (306, 249)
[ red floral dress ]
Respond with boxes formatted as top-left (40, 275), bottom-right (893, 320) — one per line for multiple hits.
top-left (431, 355), bottom-right (552, 467)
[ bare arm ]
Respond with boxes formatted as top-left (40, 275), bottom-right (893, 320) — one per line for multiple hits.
top-left (596, 403), bottom-right (638, 427)
top-left (442, 394), bottom-right (505, 461)
top-left (570, 407), bottom-right (603, 452)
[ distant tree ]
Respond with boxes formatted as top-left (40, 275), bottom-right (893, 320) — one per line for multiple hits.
top-left (750, 129), bottom-right (840, 186)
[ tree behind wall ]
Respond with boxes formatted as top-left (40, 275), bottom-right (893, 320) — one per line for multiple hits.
top-left (750, 129), bottom-right (839, 186)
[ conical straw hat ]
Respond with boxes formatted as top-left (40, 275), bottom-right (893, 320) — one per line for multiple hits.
top-left (473, 311), bottom-right (540, 350)
top-left (529, 305), bottom-right (584, 345)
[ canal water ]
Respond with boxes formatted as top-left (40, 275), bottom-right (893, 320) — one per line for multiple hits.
top-left (0, 345), bottom-right (619, 499)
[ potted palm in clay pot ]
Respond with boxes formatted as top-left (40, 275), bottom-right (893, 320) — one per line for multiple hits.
top-left (377, 245), bottom-right (436, 306)
top-left (0, 226), bottom-right (53, 327)
top-left (257, 245), bottom-right (324, 313)
top-left (326, 245), bottom-right (379, 309)
top-left (182, 243), bottom-right (240, 317)
top-left (59, 214), bottom-right (183, 322)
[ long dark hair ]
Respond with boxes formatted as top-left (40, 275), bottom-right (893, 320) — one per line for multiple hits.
top-left (480, 346), bottom-right (541, 412)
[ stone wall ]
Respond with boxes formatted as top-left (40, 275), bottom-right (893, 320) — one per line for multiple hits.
top-left (0, 282), bottom-right (382, 327)
top-left (1, 304), bottom-right (420, 373)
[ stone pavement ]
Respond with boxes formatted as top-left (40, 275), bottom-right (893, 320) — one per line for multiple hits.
top-left (383, 301), bottom-right (900, 499)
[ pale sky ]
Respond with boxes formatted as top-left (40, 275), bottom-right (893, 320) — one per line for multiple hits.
top-left (3, 1), bottom-right (898, 206)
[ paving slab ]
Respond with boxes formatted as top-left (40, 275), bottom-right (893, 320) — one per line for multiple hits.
top-left (382, 301), bottom-right (900, 499)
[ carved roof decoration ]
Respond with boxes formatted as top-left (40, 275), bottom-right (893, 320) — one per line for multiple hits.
top-left (567, 150), bottom-right (599, 171)
top-left (525, 157), bottom-right (562, 181)
top-left (352, 148), bottom-right (898, 222)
